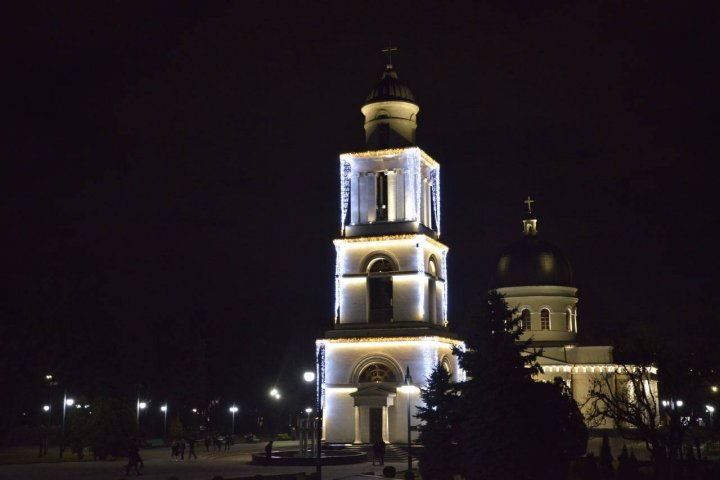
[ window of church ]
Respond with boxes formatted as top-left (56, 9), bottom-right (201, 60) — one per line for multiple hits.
top-left (566, 309), bottom-right (572, 331)
top-left (368, 257), bottom-right (394, 273)
top-left (441, 358), bottom-right (452, 375)
top-left (520, 309), bottom-right (531, 331)
top-left (376, 172), bottom-right (389, 221)
top-left (428, 257), bottom-right (438, 323)
top-left (540, 309), bottom-right (550, 330)
top-left (428, 257), bottom-right (437, 277)
top-left (359, 363), bottom-right (397, 383)
top-left (367, 256), bottom-right (395, 323)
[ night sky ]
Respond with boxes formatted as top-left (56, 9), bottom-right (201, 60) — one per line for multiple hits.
top-left (2, 2), bottom-right (718, 427)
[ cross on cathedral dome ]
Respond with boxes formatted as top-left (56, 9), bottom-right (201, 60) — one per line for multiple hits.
top-left (492, 200), bottom-right (575, 289)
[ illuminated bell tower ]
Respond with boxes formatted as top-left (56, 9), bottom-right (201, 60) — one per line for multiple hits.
top-left (318, 52), bottom-right (463, 445)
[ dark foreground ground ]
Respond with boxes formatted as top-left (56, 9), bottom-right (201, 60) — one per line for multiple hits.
top-left (0, 440), bottom-right (404, 480)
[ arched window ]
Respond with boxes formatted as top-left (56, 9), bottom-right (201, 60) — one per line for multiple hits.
top-left (540, 309), bottom-right (550, 330)
top-left (441, 357), bottom-right (453, 375)
top-left (368, 258), bottom-right (394, 273)
top-left (359, 363), bottom-right (397, 383)
top-left (520, 309), bottom-right (531, 331)
top-left (367, 256), bottom-right (395, 323)
top-left (566, 308), bottom-right (572, 331)
top-left (428, 257), bottom-right (438, 323)
top-left (428, 258), bottom-right (437, 277)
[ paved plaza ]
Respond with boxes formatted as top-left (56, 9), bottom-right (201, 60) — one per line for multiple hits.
top-left (0, 441), bottom-right (407, 480)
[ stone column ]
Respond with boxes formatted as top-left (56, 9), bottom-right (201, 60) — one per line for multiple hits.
top-left (353, 406), bottom-right (362, 444)
top-left (382, 405), bottom-right (389, 443)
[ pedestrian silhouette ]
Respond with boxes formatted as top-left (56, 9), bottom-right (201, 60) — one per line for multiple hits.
top-left (265, 440), bottom-right (273, 459)
top-left (125, 441), bottom-right (142, 476)
top-left (187, 438), bottom-right (197, 459)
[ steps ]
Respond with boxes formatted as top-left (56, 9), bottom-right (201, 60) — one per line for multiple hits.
top-left (343, 443), bottom-right (409, 463)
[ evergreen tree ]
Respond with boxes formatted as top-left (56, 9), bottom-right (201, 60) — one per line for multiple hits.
top-left (451, 290), bottom-right (586, 479)
top-left (416, 363), bottom-right (457, 480)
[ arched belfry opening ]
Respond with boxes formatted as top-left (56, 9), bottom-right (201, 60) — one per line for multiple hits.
top-left (428, 257), bottom-right (438, 323)
top-left (367, 257), bottom-right (395, 323)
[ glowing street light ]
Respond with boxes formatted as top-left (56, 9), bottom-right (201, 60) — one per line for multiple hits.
top-left (304, 367), bottom-right (322, 479)
top-left (136, 399), bottom-right (147, 425)
top-left (160, 404), bottom-right (168, 439)
top-left (60, 393), bottom-right (74, 459)
top-left (229, 405), bottom-right (239, 435)
top-left (676, 400), bottom-right (684, 407)
top-left (712, 386), bottom-right (718, 393)
top-left (269, 388), bottom-right (281, 400)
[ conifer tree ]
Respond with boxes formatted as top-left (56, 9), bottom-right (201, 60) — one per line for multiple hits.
top-left (416, 363), bottom-right (457, 480)
top-left (423, 290), bottom-right (588, 480)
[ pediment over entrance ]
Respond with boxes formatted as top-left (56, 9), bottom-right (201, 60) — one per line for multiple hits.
top-left (350, 384), bottom-right (397, 407)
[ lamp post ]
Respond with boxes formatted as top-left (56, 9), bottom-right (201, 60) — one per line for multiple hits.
top-left (136, 399), bottom-right (147, 425)
top-left (305, 363), bottom-right (322, 479)
top-left (229, 406), bottom-right (239, 436)
top-left (706, 405), bottom-right (715, 428)
top-left (400, 366), bottom-right (415, 480)
top-left (40, 405), bottom-right (51, 457)
top-left (43, 405), bottom-right (51, 427)
top-left (160, 404), bottom-right (168, 439)
top-left (60, 392), bottom-right (74, 459)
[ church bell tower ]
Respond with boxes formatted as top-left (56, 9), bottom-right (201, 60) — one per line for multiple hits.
top-left (318, 51), bottom-right (463, 445)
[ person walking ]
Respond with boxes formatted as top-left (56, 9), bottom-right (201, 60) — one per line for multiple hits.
top-left (125, 441), bottom-right (142, 476)
top-left (171, 440), bottom-right (179, 461)
top-left (265, 440), bottom-right (273, 459)
top-left (378, 439), bottom-right (386, 465)
top-left (187, 438), bottom-right (197, 459)
top-left (179, 439), bottom-right (186, 460)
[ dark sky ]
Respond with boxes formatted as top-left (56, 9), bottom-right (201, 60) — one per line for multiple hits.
top-left (2, 1), bottom-right (718, 421)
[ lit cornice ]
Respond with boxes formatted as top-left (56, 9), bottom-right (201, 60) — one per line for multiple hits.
top-left (334, 234), bottom-right (448, 250)
top-left (340, 147), bottom-right (439, 169)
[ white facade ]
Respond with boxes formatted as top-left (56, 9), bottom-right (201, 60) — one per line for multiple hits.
top-left (496, 210), bottom-right (658, 427)
top-left (319, 64), bottom-right (463, 445)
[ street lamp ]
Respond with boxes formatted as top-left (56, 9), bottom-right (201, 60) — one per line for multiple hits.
top-left (676, 400), bottom-right (684, 408)
top-left (269, 388), bottom-right (281, 400)
top-left (136, 399), bottom-right (147, 425)
top-left (398, 366), bottom-right (415, 480)
top-left (229, 406), bottom-right (239, 436)
top-left (304, 366), bottom-right (322, 479)
top-left (160, 404), bottom-right (168, 439)
top-left (60, 393), bottom-right (74, 459)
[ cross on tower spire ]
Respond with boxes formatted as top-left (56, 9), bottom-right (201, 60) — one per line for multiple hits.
top-left (524, 196), bottom-right (535, 214)
top-left (381, 44), bottom-right (398, 69)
